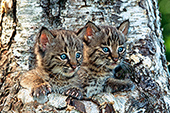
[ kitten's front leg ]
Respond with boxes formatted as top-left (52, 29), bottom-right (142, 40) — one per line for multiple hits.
top-left (20, 71), bottom-right (52, 101)
top-left (105, 78), bottom-right (134, 93)
top-left (63, 76), bottom-right (84, 99)
top-left (31, 81), bottom-right (52, 97)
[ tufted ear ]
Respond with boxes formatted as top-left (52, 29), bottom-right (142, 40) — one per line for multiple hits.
top-left (38, 27), bottom-right (55, 51)
top-left (118, 20), bottom-right (130, 35)
top-left (77, 21), bottom-right (100, 44)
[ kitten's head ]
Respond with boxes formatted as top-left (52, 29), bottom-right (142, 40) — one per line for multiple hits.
top-left (77, 20), bottom-right (129, 70)
top-left (35, 27), bottom-right (83, 78)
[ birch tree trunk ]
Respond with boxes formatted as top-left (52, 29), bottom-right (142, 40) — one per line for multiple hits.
top-left (0, 0), bottom-right (169, 112)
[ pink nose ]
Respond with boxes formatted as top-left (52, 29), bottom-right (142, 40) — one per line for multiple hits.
top-left (113, 58), bottom-right (118, 62)
top-left (72, 65), bottom-right (77, 69)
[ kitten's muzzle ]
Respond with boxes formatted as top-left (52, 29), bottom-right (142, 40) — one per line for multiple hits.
top-left (69, 61), bottom-right (77, 70)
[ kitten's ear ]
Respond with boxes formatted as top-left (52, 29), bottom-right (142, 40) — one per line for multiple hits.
top-left (77, 21), bottom-right (100, 44)
top-left (38, 27), bottom-right (54, 51)
top-left (118, 20), bottom-right (130, 35)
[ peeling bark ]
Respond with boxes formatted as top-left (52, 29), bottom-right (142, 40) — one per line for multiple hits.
top-left (0, 0), bottom-right (169, 112)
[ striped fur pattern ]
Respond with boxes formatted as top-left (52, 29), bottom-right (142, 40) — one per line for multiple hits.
top-left (35, 28), bottom-right (83, 77)
top-left (66, 20), bottom-right (132, 99)
top-left (20, 27), bottom-right (83, 101)
top-left (81, 25), bottom-right (127, 71)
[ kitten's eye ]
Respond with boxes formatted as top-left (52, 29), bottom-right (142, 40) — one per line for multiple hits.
top-left (76, 53), bottom-right (81, 59)
top-left (60, 54), bottom-right (67, 60)
top-left (102, 47), bottom-right (109, 53)
top-left (118, 47), bottom-right (124, 53)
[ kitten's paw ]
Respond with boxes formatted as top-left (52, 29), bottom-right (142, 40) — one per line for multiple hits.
top-left (64, 87), bottom-right (82, 99)
top-left (100, 102), bottom-right (115, 113)
top-left (31, 82), bottom-right (52, 98)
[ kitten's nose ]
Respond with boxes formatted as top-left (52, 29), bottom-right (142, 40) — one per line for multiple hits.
top-left (72, 65), bottom-right (77, 70)
top-left (113, 57), bottom-right (118, 62)
top-left (70, 60), bottom-right (77, 70)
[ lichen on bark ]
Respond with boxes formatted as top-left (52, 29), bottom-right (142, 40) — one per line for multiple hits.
top-left (0, 0), bottom-right (169, 112)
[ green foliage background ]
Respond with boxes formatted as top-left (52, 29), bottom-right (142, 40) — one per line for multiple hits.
top-left (159, 0), bottom-right (170, 65)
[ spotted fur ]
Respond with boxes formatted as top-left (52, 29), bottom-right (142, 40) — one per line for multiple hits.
top-left (20, 27), bottom-right (83, 101)
top-left (66, 20), bottom-right (133, 99)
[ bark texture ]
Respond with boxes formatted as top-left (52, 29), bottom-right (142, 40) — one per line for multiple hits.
top-left (0, 0), bottom-right (170, 112)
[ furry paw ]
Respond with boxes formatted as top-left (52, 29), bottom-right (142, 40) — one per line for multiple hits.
top-left (31, 82), bottom-right (52, 98)
top-left (64, 87), bottom-right (82, 99)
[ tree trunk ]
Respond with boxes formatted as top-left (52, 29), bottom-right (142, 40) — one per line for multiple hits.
top-left (0, 0), bottom-right (169, 112)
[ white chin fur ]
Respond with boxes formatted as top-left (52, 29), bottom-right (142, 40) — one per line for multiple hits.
top-left (63, 71), bottom-right (75, 77)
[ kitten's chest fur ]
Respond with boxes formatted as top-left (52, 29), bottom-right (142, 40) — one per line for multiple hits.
top-left (48, 75), bottom-right (78, 94)
top-left (77, 65), bottom-right (113, 98)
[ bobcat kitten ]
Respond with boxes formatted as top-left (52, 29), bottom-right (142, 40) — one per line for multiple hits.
top-left (20, 27), bottom-right (83, 102)
top-left (65, 20), bottom-right (133, 99)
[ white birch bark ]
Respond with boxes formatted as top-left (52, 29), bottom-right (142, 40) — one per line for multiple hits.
top-left (0, 0), bottom-right (169, 112)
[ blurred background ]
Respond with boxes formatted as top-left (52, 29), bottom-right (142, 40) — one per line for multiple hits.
top-left (159, 0), bottom-right (170, 70)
